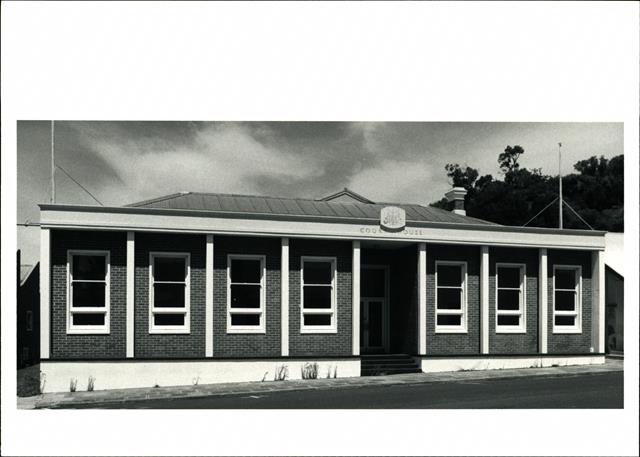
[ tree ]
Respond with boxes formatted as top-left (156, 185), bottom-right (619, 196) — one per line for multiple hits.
top-left (430, 147), bottom-right (623, 232)
top-left (498, 145), bottom-right (524, 174)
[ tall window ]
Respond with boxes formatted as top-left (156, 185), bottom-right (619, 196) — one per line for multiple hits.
top-left (553, 265), bottom-right (582, 333)
top-left (496, 264), bottom-right (526, 333)
top-left (67, 251), bottom-right (110, 334)
top-left (435, 261), bottom-right (467, 332)
top-left (301, 257), bottom-right (337, 333)
top-left (227, 255), bottom-right (265, 333)
top-left (150, 252), bottom-right (190, 333)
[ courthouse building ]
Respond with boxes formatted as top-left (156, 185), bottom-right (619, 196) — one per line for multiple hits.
top-left (37, 187), bottom-right (606, 392)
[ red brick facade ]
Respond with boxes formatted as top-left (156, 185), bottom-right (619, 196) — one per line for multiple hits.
top-left (46, 229), bottom-right (597, 360)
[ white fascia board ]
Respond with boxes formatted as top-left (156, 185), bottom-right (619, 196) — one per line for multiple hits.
top-left (39, 205), bottom-right (606, 251)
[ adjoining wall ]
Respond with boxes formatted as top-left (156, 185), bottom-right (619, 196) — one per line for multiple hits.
top-left (547, 249), bottom-right (593, 353)
top-left (288, 239), bottom-right (353, 357)
top-left (39, 358), bottom-right (361, 393)
top-left (213, 236), bottom-right (281, 358)
top-left (50, 230), bottom-right (127, 359)
top-left (425, 244), bottom-right (481, 355)
top-left (488, 247), bottom-right (539, 354)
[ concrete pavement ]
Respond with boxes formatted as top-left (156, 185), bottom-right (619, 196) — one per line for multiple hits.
top-left (18, 358), bottom-right (623, 409)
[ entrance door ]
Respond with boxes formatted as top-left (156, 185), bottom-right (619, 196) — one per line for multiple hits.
top-left (361, 298), bottom-right (385, 353)
top-left (360, 265), bottom-right (389, 354)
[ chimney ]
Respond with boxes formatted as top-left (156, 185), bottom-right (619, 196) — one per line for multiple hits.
top-left (445, 187), bottom-right (467, 216)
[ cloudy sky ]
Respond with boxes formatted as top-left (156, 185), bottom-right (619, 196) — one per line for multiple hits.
top-left (17, 121), bottom-right (623, 265)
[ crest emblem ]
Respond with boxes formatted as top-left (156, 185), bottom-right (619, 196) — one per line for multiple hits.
top-left (380, 206), bottom-right (406, 231)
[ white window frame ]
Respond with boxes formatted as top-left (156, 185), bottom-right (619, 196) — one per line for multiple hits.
top-left (67, 250), bottom-right (110, 335)
top-left (552, 264), bottom-right (582, 334)
top-left (227, 254), bottom-right (266, 334)
top-left (495, 263), bottom-right (527, 333)
top-left (149, 252), bottom-right (191, 334)
top-left (435, 260), bottom-right (468, 333)
top-left (300, 256), bottom-right (337, 334)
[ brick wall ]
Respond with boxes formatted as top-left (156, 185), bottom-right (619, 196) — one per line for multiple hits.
top-left (547, 249), bottom-right (593, 353)
top-left (50, 230), bottom-right (126, 359)
top-left (212, 236), bottom-right (281, 358)
top-left (134, 233), bottom-right (206, 358)
top-left (289, 239), bottom-right (352, 357)
top-left (488, 247), bottom-right (539, 354)
top-left (425, 244), bottom-right (481, 355)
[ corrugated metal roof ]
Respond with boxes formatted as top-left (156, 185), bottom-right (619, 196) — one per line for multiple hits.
top-left (126, 191), bottom-right (498, 226)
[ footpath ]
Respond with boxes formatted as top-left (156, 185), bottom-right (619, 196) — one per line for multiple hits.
top-left (17, 357), bottom-right (623, 409)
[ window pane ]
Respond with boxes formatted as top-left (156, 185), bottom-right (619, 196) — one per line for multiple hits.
top-left (154, 256), bottom-right (186, 281)
top-left (230, 284), bottom-right (261, 308)
top-left (497, 289), bottom-right (520, 311)
top-left (153, 283), bottom-right (185, 307)
top-left (555, 315), bottom-right (576, 326)
top-left (154, 313), bottom-right (185, 326)
top-left (555, 291), bottom-right (576, 311)
top-left (362, 268), bottom-right (385, 297)
top-left (303, 261), bottom-right (332, 284)
top-left (73, 313), bottom-right (105, 326)
top-left (72, 282), bottom-right (106, 307)
top-left (304, 314), bottom-right (332, 326)
top-left (303, 286), bottom-right (332, 309)
top-left (437, 288), bottom-right (462, 310)
top-left (437, 264), bottom-right (462, 287)
top-left (73, 255), bottom-right (106, 280)
top-left (497, 267), bottom-right (520, 288)
top-left (497, 315), bottom-right (520, 326)
top-left (231, 313), bottom-right (260, 326)
top-left (231, 258), bottom-right (261, 283)
top-left (555, 269), bottom-right (576, 289)
top-left (437, 314), bottom-right (461, 326)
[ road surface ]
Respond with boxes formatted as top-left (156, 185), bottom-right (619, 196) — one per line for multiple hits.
top-left (61, 371), bottom-right (623, 409)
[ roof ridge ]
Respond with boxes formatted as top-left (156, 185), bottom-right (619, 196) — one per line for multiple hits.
top-left (126, 192), bottom-right (190, 207)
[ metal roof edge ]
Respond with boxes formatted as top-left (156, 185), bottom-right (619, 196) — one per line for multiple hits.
top-left (39, 203), bottom-right (608, 237)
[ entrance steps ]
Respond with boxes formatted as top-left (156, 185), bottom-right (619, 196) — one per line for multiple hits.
top-left (361, 354), bottom-right (422, 376)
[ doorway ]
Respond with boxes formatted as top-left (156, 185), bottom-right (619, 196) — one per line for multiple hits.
top-left (360, 265), bottom-right (389, 354)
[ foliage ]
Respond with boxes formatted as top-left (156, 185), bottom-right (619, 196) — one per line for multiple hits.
top-left (69, 378), bottom-right (77, 392)
top-left (274, 365), bottom-right (289, 381)
top-left (431, 147), bottom-right (623, 232)
top-left (87, 375), bottom-right (95, 392)
top-left (301, 362), bottom-right (319, 380)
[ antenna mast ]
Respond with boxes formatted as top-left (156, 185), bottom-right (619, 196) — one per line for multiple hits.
top-left (51, 120), bottom-right (56, 203)
top-left (558, 142), bottom-right (563, 229)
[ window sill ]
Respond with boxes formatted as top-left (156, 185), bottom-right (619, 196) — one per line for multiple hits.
top-left (434, 328), bottom-right (468, 334)
top-left (300, 328), bottom-right (337, 334)
top-left (67, 328), bottom-right (110, 335)
top-left (496, 328), bottom-right (527, 334)
top-left (552, 328), bottom-right (582, 334)
top-left (149, 328), bottom-right (190, 335)
top-left (227, 328), bottom-right (266, 334)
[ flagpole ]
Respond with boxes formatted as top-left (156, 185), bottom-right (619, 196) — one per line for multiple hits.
top-left (51, 120), bottom-right (55, 204)
top-left (558, 142), bottom-right (563, 229)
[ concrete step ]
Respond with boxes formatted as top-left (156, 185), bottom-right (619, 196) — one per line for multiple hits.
top-left (362, 367), bottom-right (423, 376)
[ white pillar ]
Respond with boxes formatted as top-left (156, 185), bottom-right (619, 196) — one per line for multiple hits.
top-left (591, 250), bottom-right (605, 353)
top-left (205, 234), bottom-right (214, 357)
top-left (281, 237), bottom-right (289, 357)
top-left (538, 248), bottom-right (548, 353)
top-left (480, 245), bottom-right (490, 354)
top-left (126, 232), bottom-right (135, 358)
top-left (352, 241), bottom-right (361, 356)
top-left (418, 243), bottom-right (427, 355)
top-left (39, 228), bottom-right (51, 359)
